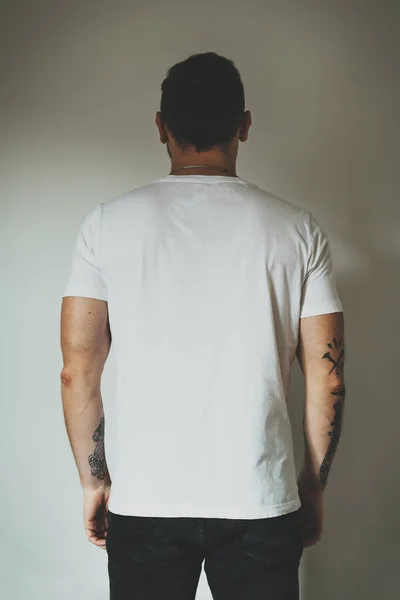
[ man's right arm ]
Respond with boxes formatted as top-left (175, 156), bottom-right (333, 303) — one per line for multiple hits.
top-left (296, 311), bottom-right (345, 543)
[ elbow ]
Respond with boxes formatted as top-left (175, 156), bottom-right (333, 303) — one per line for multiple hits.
top-left (60, 366), bottom-right (86, 387)
top-left (60, 369), bottom-right (75, 387)
top-left (60, 366), bottom-right (102, 389)
top-left (329, 378), bottom-right (345, 396)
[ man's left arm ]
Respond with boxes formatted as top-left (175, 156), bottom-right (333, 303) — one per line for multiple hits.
top-left (60, 296), bottom-right (111, 549)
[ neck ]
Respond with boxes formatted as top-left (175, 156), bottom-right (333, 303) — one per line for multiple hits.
top-left (169, 153), bottom-right (237, 177)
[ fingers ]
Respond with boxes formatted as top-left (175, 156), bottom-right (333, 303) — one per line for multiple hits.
top-left (298, 504), bottom-right (323, 548)
top-left (302, 530), bottom-right (322, 548)
top-left (85, 527), bottom-right (108, 550)
top-left (83, 492), bottom-right (110, 550)
top-left (303, 537), bottom-right (320, 548)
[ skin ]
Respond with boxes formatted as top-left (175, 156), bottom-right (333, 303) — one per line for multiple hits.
top-left (60, 297), bottom-right (111, 549)
top-left (154, 109), bottom-right (252, 176)
top-left (60, 112), bottom-right (345, 550)
top-left (297, 312), bottom-right (345, 546)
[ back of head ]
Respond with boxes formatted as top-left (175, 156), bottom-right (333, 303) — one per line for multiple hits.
top-left (160, 52), bottom-right (245, 153)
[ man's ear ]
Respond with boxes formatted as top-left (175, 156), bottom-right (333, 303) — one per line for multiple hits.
top-left (155, 112), bottom-right (168, 144)
top-left (239, 110), bottom-right (252, 142)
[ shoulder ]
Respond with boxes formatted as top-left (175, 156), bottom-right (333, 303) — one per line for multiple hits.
top-left (98, 184), bottom-right (156, 227)
top-left (245, 182), bottom-right (310, 233)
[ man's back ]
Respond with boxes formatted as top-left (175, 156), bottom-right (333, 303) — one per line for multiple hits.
top-left (63, 174), bottom-right (342, 519)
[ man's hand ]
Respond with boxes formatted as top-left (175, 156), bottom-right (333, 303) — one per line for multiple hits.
top-left (297, 473), bottom-right (324, 548)
top-left (83, 486), bottom-right (111, 550)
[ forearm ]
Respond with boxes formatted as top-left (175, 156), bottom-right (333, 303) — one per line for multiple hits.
top-left (301, 380), bottom-right (345, 490)
top-left (61, 371), bottom-right (110, 490)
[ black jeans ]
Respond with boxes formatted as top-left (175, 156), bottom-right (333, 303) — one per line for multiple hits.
top-left (106, 507), bottom-right (303, 599)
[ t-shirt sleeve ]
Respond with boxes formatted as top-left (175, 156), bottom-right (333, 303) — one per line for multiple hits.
top-left (62, 203), bottom-right (108, 301)
top-left (300, 211), bottom-right (343, 318)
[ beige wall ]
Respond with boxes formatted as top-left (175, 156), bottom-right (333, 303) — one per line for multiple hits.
top-left (1, 1), bottom-right (399, 598)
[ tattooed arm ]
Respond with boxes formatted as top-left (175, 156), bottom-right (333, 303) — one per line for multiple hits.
top-left (296, 311), bottom-right (345, 491)
top-left (60, 297), bottom-right (111, 491)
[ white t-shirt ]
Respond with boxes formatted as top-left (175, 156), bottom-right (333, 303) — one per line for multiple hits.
top-left (63, 174), bottom-right (343, 519)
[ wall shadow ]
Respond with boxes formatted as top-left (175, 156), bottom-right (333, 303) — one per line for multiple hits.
top-left (288, 241), bottom-right (399, 599)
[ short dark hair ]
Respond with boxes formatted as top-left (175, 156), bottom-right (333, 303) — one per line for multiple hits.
top-left (160, 52), bottom-right (245, 153)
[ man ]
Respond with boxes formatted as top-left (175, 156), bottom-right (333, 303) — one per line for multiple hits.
top-left (60, 52), bottom-right (345, 599)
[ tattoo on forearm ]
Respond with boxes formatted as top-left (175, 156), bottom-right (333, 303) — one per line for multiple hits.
top-left (322, 338), bottom-right (344, 375)
top-left (319, 387), bottom-right (345, 487)
top-left (88, 417), bottom-right (105, 480)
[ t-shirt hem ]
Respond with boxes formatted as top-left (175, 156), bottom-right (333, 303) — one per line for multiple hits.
top-left (62, 287), bottom-right (108, 301)
top-left (107, 496), bottom-right (302, 519)
top-left (300, 303), bottom-right (343, 319)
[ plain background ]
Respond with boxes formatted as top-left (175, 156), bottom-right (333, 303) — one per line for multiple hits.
top-left (1, 1), bottom-right (399, 598)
